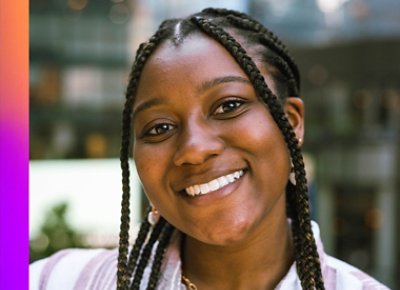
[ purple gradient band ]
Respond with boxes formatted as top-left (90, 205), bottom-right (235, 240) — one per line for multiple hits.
top-left (0, 1), bottom-right (29, 289)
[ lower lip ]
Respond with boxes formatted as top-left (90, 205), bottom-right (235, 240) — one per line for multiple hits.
top-left (180, 171), bottom-right (246, 206)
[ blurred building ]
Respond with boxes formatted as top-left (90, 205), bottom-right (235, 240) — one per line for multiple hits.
top-left (30, 0), bottom-right (400, 287)
top-left (30, 0), bottom-right (130, 159)
top-left (294, 39), bottom-right (400, 288)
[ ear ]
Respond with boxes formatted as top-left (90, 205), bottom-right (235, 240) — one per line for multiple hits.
top-left (283, 97), bottom-right (304, 145)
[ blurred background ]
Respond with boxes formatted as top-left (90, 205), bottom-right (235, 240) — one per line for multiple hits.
top-left (30, 0), bottom-right (400, 287)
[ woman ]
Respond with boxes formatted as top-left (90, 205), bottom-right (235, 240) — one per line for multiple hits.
top-left (30, 8), bottom-right (389, 290)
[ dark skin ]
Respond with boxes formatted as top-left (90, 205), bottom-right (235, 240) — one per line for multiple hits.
top-left (133, 34), bottom-right (304, 290)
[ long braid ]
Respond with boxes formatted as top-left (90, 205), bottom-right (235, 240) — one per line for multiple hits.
top-left (191, 14), bottom-right (324, 289)
top-left (228, 16), bottom-right (300, 89)
top-left (145, 223), bottom-right (174, 290)
top-left (123, 208), bottom-right (152, 289)
top-left (129, 218), bottom-right (166, 289)
top-left (201, 8), bottom-right (300, 89)
top-left (117, 24), bottom-right (167, 289)
top-left (221, 14), bottom-right (300, 97)
top-left (117, 94), bottom-right (134, 289)
top-left (268, 55), bottom-right (299, 97)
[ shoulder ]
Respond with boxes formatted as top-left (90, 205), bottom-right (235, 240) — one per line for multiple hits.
top-left (323, 255), bottom-right (389, 290)
top-left (30, 248), bottom-right (118, 290)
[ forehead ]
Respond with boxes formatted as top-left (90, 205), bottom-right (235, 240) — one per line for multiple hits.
top-left (138, 34), bottom-right (246, 86)
top-left (134, 33), bottom-right (276, 106)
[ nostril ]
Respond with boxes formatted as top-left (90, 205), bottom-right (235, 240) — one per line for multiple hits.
top-left (173, 140), bottom-right (224, 166)
top-left (173, 122), bottom-right (225, 166)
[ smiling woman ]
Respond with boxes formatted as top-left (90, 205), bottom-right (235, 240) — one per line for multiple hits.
top-left (30, 7), bottom-right (389, 290)
top-left (133, 35), bottom-right (295, 252)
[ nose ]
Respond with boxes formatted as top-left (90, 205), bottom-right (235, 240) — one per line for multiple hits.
top-left (173, 120), bottom-right (225, 166)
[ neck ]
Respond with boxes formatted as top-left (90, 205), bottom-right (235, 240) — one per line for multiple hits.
top-left (182, 215), bottom-right (293, 290)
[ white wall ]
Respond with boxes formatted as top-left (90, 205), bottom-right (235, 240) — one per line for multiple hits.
top-left (29, 159), bottom-right (142, 239)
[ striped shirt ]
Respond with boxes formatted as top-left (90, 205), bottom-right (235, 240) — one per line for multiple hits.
top-left (30, 222), bottom-right (389, 289)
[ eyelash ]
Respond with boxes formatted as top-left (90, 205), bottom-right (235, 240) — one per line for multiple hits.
top-left (213, 98), bottom-right (246, 116)
top-left (144, 123), bottom-right (175, 137)
top-left (140, 98), bottom-right (247, 141)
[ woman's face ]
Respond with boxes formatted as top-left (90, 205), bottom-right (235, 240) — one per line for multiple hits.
top-left (133, 34), bottom-right (304, 246)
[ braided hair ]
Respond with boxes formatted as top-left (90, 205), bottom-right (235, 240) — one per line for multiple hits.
top-left (117, 8), bottom-right (325, 290)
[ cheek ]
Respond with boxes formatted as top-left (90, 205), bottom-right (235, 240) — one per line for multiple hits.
top-left (228, 110), bottom-right (286, 153)
top-left (134, 148), bottom-right (151, 178)
top-left (134, 146), bottom-right (163, 190)
top-left (133, 143), bottom-right (175, 203)
top-left (228, 110), bottom-right (290, 178)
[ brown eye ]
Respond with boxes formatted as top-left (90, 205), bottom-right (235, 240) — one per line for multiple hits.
top-left (146, 123), bottom-right (175, 136)
top-left (214, 99), bottom-right (245, 115)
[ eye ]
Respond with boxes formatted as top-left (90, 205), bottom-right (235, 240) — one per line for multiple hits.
top-left (145, 123), bottom-right (175, 136)
top-left (213, 98), bottom-right (245, 115)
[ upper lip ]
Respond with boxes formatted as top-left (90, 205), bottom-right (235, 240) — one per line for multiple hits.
top-left (173, 167), bottom-right (246, 192)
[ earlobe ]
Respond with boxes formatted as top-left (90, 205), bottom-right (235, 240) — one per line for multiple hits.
top-left (283, 97), bottom-right (304, 145)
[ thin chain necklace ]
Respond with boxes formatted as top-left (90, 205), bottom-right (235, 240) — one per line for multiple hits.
top-left (181, 274), bottom-right (198, 290)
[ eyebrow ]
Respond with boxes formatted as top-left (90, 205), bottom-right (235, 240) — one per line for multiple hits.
top-left (133, 98), bottom-right (167, 117)
top-left (133, 75), bottom-right (251, 116)
top-left (197, 75), bottom-right (251, 93)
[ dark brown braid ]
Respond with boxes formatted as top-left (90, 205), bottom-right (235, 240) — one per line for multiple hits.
top-left (129, 218), bottom-right (166, 289)
top-left (121, 210), bottom-right (151, 289)
top-left (200, 8), bottom-right (300, 90)
top-left (117, 23), bottom-right (170, 290)
top-left (145, 223), bottom-right (174, 290)
top-left (118, 7), bottom-right (325, 290)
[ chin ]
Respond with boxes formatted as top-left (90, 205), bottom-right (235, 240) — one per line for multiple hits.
top-left (201, 216), bottom-right (256, 246)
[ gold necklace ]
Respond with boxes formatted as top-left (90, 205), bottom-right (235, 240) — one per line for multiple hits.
top-left (181, 274), bottom-right (198, 290)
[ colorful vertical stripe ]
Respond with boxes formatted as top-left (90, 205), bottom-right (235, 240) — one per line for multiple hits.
top-left (0, 1), bottom-right (29, 289)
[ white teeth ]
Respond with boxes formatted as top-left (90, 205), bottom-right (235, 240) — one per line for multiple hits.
top-left (193, 185), bottom-right (201, 195)
top-left (208, 180), bottom-right (220, 191)
top-left (186, 186), bottom-right (194, 196)
top-left (218, 176), bottom-right (229, 187)
top-left (227, 174), bottom-right (235, 182)
top-left (185, 170), bottom-right (244, 197)
top-left (199, 184), bottom-right (210, 194)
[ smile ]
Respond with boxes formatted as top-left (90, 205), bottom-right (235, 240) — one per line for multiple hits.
top-left (185, 170), bottom-right (245, 196)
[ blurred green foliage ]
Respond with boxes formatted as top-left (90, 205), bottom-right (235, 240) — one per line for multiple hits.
top-left (30, 202), bottom-right (87, 263)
